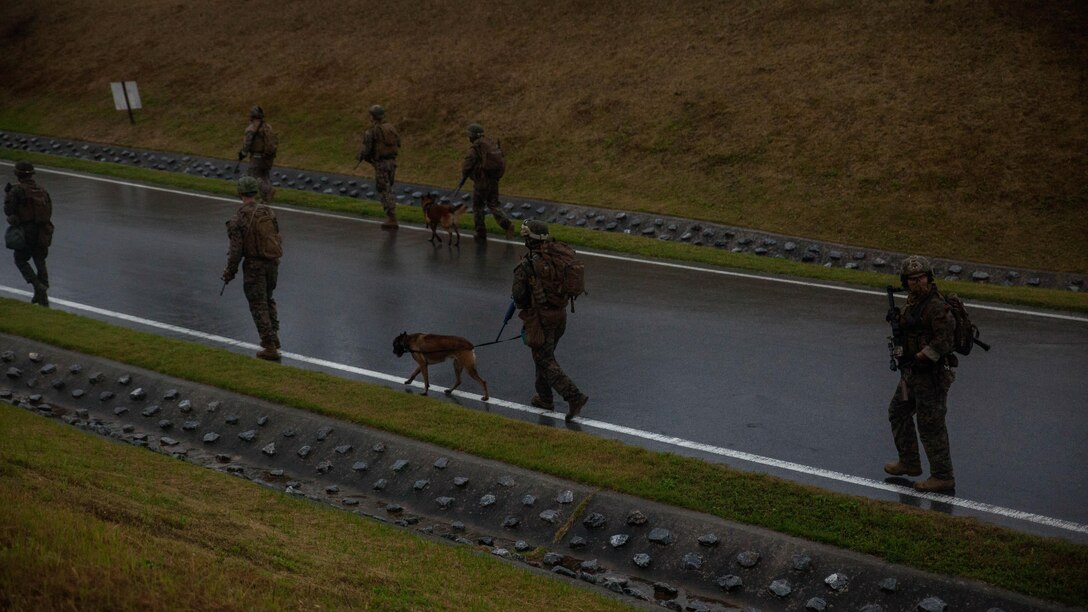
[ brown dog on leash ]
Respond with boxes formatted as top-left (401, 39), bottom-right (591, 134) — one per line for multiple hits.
top-left (422, 194), bottom-right (467, 246)
top-left (393, 332), bottom-right (490, 400)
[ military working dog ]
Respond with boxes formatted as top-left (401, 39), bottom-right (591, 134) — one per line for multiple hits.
top-left (393, 332), bottom-right (490, 400)
top-left (421, 194), bottom-right (467, 246)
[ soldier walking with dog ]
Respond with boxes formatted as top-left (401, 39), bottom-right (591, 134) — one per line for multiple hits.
top-left (4, 161), bottom-right (54, 307)
top-left (357, 104), bottom-right (401, 230)
top-left (461, 123), bottom-right (514, 242)
top-left (238, 105), bottom-right (278, 202)
top-left (884, 255), bottom-right (958, 492)
top-left (511, 220), bottom-right (588, 422)
top-left (222, 176), bottom-right (284, 361)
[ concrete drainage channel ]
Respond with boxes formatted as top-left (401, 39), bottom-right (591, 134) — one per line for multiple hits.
top-left (1, 334), bottom-right (1064, 612)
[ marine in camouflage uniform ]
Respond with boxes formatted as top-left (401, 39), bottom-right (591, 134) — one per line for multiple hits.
top-left (885, 255), bottom-right (957, 492)
top-left (357, 104), bottom-right (400, 230)
top-left (3, 161), bottom-right (54, 307)
top-left (222, 177), bottom-right (282, 361)
top-left (238, 105), bottom-right (276, 202)
top-left (461, 123), bottom-right (513, 242)
top-left (511, 220), bottom-right (588, 422)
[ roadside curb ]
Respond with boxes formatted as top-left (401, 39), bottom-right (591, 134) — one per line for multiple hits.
top-left (1, 333), bottom-right (1069, 611)
top-left (1, 130), bottom-right (1083, 292)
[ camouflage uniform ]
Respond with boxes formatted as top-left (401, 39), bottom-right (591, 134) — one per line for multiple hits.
top-left (462, 135), bottom-right (512, 239)
top-left (888, 284), bottom-right (957, 481)
top-left (512, 232), bottom-right (586, 415)
top-left (3, 163), bottom-right (53, 306)
top-left (240, 117), bottom-right (276, 202)
top-left (359, 117), bottom-right (400, 218)
top-left (224, 199), bottom-right (281, 353)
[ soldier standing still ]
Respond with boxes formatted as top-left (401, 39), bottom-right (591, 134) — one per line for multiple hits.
top-left (511, 220), bottom-right (588, 422)
top-left (222, 177), bottom-right (283, 361)
top-left (238, 105), bottom-right (277, 202)
top-left (357, 104), bottom-right (401, 230)
top-left (4, 161), bottom-right (54, 307)
top-left (884, 255), bottom-right (958, 492)
top-left (461, 123), bottom-right (514, 242)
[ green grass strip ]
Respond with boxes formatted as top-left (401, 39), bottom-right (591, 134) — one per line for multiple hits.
top-left (0, 404), bottom-right (631, 611)
top-left (2, 147), bottom-right (1086, 314)
top-left (0, 300), bottom-right (1085, 606)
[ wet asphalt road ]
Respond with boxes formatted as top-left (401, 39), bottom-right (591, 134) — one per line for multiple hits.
top-left (4, 166), bottom-right (1087, 541)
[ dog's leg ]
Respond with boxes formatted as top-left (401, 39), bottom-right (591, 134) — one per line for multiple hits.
top-left (453, 224), bottom-right (460, 247)
top-left (429, 223), bottom-right (440, 245)
top-left (420, 363), bottom-right (431, 395)
top-left (445, 359), bottom-right (463, 395)
top-left (404, 364), bottom-right (421, 385)
top-left (465, 364), bottom-right (489, 401)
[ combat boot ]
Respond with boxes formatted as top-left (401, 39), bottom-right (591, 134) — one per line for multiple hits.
top-left (381, 211), bottom-right (399, 230)
top-left (565, 394), bottom-right (588, 422)
top-left (883, 462), bottom-right (922, 477)
top-left (913, 477), bottom-right (955, 493)
top-left (530, 395), bottom-right (554, 410)
top-left (256, 341), bottom-right (281, 362)
top-left (31, 280), bottom-right (49, 307)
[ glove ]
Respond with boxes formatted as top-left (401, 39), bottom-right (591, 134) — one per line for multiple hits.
top-left (237, 151), bottom-right (245, 161)
top-left (221, 269), bottom-right (235, 283)
top-left (885, 307), bottom-right (899, 323)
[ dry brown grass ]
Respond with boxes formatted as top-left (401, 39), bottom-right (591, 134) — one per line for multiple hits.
top-left (1, 0), bottom-right (1085, 271)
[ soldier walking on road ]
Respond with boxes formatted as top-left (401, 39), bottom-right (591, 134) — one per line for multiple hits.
top-left (4, 161), bottom-right (54, 307)
top-left (238, 105), bottom-right (278, 202)
top-left (884, 255), bottom-right (958, 492)
top-left (357, 104), bottom-right (401, 230)
top-left (511, 220), bottom-right (588, 422)
top-left (461, 123), bottom-right (514, 242)
top-left (222, 177), bottom-right (283, 361)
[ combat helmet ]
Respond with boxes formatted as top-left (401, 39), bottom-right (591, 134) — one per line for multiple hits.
top-left (521, 219), bottom-right (550, 242)
top-left (250, 105), bottom-right (265, 119)
top-left (237, 176), bottom-right (260, 196)
top-left (466, 123), bottom-right (485, 138)
top-left (369, 104), bottom-right (385, 119)
top-left (14, 160), bottom-right (34, 176)
top-left (899, 255), bottom-right (934, 289)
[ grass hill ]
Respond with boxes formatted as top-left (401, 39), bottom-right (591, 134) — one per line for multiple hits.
top-left (1, 0), bottom-right (1085, 272)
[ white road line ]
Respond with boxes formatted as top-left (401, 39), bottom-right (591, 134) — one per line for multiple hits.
top-left (3, 284), bottom-right (1085, 536)
top-left (7, 161), bottom-right (1086, 323)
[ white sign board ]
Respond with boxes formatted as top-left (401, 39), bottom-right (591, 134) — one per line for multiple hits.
top-left (110, 81), bottom-right (142, 110)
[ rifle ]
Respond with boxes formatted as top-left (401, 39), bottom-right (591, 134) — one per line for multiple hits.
top-left (496, 300), bottom-right (516, 342)
top-left (885, 286), bottom-right (908, 371)
top-left (219, 280), bottom-right (228, 296)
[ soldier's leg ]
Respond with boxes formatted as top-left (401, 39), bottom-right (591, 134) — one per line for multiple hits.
top-left (484, 181), bottom-right (513, 237)
top-left (13, 248), bottom-right (37, 285)
top-left (32, 248), bottom-right (48, 287)
top-left (265, 262), bottom-right (280, 348)
top-left (915, 370), bottom-right (955, 480)
top-left (376, 161), bottom-right (398, 228)
top-left (249, 160), bottom-right (274, 202)
top-left (887, 382), bottom-right (922, 470)
top-left (243, 263), bottom-right (275, 345)
top-left (532, 322), bottom-right (582, 403)
top-left (472, 184), bottom-right (488, 238)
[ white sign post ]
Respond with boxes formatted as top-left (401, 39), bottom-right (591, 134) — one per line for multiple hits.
top-left (110, 81), bottom-right (142, 124)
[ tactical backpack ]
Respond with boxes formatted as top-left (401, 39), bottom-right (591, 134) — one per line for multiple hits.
top-left (478, 138), bottom-right (505, 179)
top-left (532, 241), bottom-right (586, 310)
top-left (373, 123), bottom-right (400, 159)
top-left (940, 292), bottom-right (987, 356)
top-left (244, 205), bottom-right (283, 260)
top-left (255, 122), bottom-right (278, 158)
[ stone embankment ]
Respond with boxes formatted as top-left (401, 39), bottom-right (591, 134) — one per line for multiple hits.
top-left (1, 131), bottom-right (1083, 292)
top-left (1, 334), bottom-right (1065, 611)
